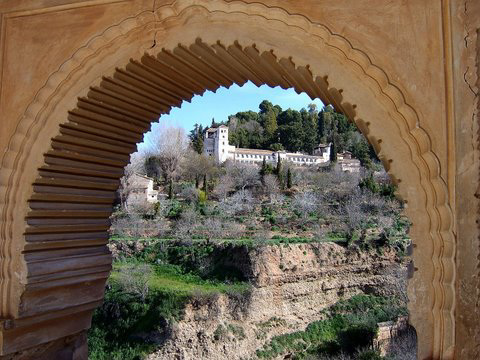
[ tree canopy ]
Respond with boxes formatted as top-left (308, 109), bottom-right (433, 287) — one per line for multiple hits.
top-left (221, 101), bottom-right (377, 166)
top-left (188, 100), bottom-right (377, 167)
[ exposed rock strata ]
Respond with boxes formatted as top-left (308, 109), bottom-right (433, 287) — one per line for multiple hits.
top-left (148, 243), bottom-right (407, 360)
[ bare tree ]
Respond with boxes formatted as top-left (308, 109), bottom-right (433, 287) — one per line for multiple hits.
top-left (182, 150), bottom-right (217, 187)
top-left (377, 215), bottom-right (394, 238)
top-left (213, 174), bottom-right (235, 201)
top-left (343, 191), bottom-right (368, 243)
top-left (292, 191), bottom-right (320, 217)
top-left (118, 151), bottom-right (146, 210)
top-left (144, 125), bottom-right (189, 183)
top-left (203, 218), bottom-right (226, 242)
top-left (127, 196), bottom-right (155, 216)
top-left (312, 224), bottom-right (331, 241)
top-left (218, 189), bottom-right (255, 216)
top-left (175, 206), bottom-right (199, 241)
top-left (263, 174), bottom-right (280, 204)
top-left (226, 162), bottom-right (260, 190)
top-left (317, 165), bottom-right (357, 201)
top-left (117, 263), bottom-right (152, 302)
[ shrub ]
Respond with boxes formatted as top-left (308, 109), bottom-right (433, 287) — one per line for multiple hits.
top-left (256, 295), bottom-right (407, 359)
top-left (356, 349), bottom-right (383, 360)
top-left (180, 185), bottom-right (198, 203)
top-left (198, 190), bottom-right (207, 204)
top-left (359, 173), bottom-right (380, 194)
top-left (227, 323), bottom-right (246, 340)
top-left (166, 200), bottom-right (183, 219)
top-left (213, 324), bottom-right (228, 341)
top-left (292, 191), bottom-right (320, 217)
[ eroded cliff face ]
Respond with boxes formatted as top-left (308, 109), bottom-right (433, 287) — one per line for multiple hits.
top-left (147, 243), bottom-right (407, 360)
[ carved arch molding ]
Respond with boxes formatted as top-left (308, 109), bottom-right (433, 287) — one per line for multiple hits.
top-left (0, 0), bottom-right (459, 359)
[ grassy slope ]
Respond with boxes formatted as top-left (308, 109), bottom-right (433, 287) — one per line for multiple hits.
top-left (112, 262), bottom-right (251, 295)
top-left (88, 261), bottom-right (250, 360)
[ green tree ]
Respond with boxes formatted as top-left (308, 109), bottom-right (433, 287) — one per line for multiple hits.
top-left (189, 123), bottom-right (204, 154)
top-left (260, 157), bottom-right (274, 184)
top-left (227, 111), bottom-right (264, 149)
top-left (259, 100), bottom-right (279, 145)
top-left (259, 100), bottom-right (274, 116)
top-left (318, 105), bottom-right (334, 142)
top-left (330, 134), bottom-right (337, 162)
top-left (350, 135), bottom-right (372, 168)
top-left (203, 174), bottom-right (208, 198)
top-left (300, 108), bottom-right (318, 154)
top-left (275, 156), bottom-right (284, 186)
top-left (263, 111), bottom-right (278, 144)
top-left (269, 143), bottom-right (284, 151)
top-left (260, 157), bottom-right (267, 184)
top-left (277, 109), bottom-right (305, 152)
top-left (287, 168), bottom-right (293, 189)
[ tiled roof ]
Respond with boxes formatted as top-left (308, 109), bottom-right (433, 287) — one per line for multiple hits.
top-left (285, 153), bottom-right (322, 159)
top-left (234, 148), bottom-right (275, 155)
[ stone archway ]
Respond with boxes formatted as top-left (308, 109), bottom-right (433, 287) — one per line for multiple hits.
top-left (0, 0), bottom-right (471, 359)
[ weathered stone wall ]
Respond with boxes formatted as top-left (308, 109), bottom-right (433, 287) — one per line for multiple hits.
top-left (0, 331), bottom-right (87, 360)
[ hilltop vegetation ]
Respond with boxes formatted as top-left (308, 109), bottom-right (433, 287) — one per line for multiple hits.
top-left (189, 102), bottom-right (376, 167)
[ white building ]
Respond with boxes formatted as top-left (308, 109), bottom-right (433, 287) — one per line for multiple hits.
top-left (203, 126), bottom-right (331, 166)
top-left (126, 173), bottom-right (159, 207)
top-left (204, 125), bottom-right (236, 163)
top-left (337, 151), bottom-right (361, 173)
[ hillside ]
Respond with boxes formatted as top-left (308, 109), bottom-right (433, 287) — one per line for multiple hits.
top-left (89, 104), bottom-right (413, 359)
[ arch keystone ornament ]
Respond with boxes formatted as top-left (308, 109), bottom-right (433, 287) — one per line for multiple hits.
top-left (0, 0), bottom-right (476, 359)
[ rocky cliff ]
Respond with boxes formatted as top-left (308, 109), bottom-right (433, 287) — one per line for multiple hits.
top-left (147, 243), bottom-right (407, 360)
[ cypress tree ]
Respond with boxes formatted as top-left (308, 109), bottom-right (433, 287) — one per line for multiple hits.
top-left (189, 124), bottom-right (204, 154)
top-left (287, 168), bottom-right (293, 189)
top-left (260, 157), bottom-right (267, 182)
top-left (194, 129), bottom-right (204, 154)
top-left (276, 156), bottom-right (283, 187)
top-left (276, 156), bottom-right (281, 174)
top-left (330, 137), bottom-right (337, 162)
top-left (203, 174), bottom-right (208, 198)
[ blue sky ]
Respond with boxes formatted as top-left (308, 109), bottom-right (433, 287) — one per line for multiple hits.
top-left (139, 81), bottom-right (324, 149)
